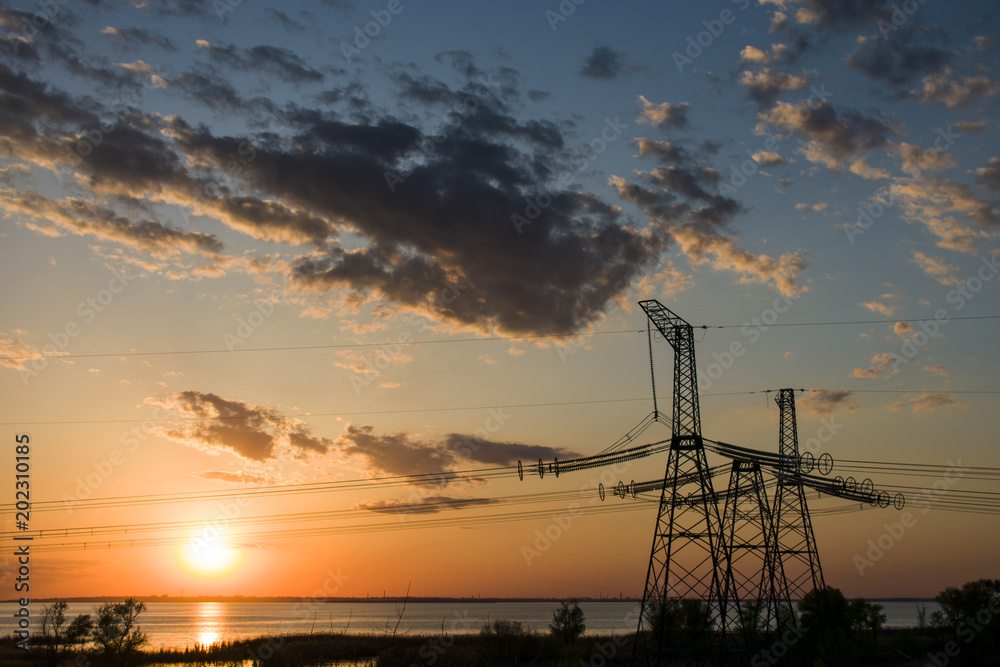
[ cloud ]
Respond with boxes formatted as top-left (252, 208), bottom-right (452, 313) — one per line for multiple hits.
top-left (441, 434), bottom-right (579, 466)
top-left (1, 61), bottom-right (672, 337)
top-left (636, 96), bottom-right (689, 129)
top-left (195, 40), bottom-right (324, 83)
top-left (148, 391), bottom-right (332, 462)
top-left (357, 496), bottom-right (497, 515)
top-left (795, 202), bottom-right (827, 212)
top-left (909, 69), bottom-right (999, 108)
top-left (859, 293), bottom-right (901, 317)
top-left (579, 46), bottom-right (626, 80)
top-left (335, 425), bottom-right (577, 486)
top-left (893, 321), bottom-right (912, 335)
top-left (610, 149), bottom-right (809, 296)
top-left (851, 352), bottom-right (900, 379)
top-left (198, 470), bottom-right (272, 484)
top-left (975, 157), bottom-right (1000, 193)
top-left (756, 100), bottom-right (898, 171)
top-left (739, 68), bottom-right (808, 106)
top-left (887, 178), bottom-right (998, 253)
top-left (752, 151), bottom-right (792, 166)
top-left (798, 389), bottom-right (859, 415)
top-left (0, 336), bottom-right (45, 371)
top-left (910, 251), bottom-right (959, 285)
top-left (740, 45), bottom-right (771, 64)
top-left (953, 120), bottom-right (987, 133)
top-left (921, 364), bottom-right (948, 376)
top-left (635, 139), bottom-right (689, 164)
top-left (896, 142), bottom-right (957, 177)
top-left (1, 190), bottom-right (224, 257)
top-left (975, 36), bottom-right (996, 52)
top-left (101, 25), bottom-right (177, 51)
top-left (845, 32), bottom-right (950, 87)
top-left (908, 393), bottom-right (966, 413)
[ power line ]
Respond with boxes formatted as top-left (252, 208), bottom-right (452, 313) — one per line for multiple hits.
top-left (694, 314), bottom-right (1000, 329)
top-left (4, 314), bottom-right (998, 365)
top-left (0, 329), bottom-right (644, 363)
top-left (2, 389), bottom-right (998, 427)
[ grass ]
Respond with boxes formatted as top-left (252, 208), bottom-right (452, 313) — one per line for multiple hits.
top-left (3, 626), bottom-right (999, 666)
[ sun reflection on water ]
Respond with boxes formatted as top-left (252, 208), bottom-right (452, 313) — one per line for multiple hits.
top-left (193, 602), bottom-right (225, 648)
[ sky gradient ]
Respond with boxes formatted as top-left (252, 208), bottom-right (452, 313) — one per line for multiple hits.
top-left (1, 0), bottom-right (998, 601)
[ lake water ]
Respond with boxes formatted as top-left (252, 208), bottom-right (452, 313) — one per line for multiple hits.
top-left (0, 599), bottom-right (939, 651)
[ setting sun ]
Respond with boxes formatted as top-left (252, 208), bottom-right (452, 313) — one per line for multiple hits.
top-left (180, 533), bottom-right (242, 578)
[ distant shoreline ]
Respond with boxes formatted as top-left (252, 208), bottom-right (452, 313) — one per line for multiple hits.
top-left (1, 596), bottom-right (932, 604)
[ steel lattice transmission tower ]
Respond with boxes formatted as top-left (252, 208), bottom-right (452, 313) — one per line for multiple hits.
top-left (633, 300), bottom-right (740, 665)
top-left (721, 457), bottom-right (778, 653)
top-left (770, 388), bottom-right (837, 663)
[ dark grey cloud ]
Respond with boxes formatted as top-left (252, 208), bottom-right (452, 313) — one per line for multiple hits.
top-left (336, 425), bottom-right (577, 486)
top-left (975, 157), bottom-right (1000, 193)
top-left (101, 25), bottom-right (178, 51)
top-left (441, 434), bottom-right (579, 466)
top-left (150, 391), bottom-right (332, 462)
top-left (757, 100), bottom-right (899, 168)
top-left (196, 41), bottom-right (323, 83)
top-left (263, 7), bottom-right (307, 32)
top-left (846, 30), bottom-right (951, 87)
top-left (580, 46), bottom-right (625, 80)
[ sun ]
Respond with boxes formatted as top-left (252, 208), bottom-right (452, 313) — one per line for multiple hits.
top-left (180, 531), bottom-right (243, 577)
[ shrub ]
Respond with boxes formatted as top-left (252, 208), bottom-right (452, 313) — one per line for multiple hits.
top-left (549, 600), bottom-right (586, 644)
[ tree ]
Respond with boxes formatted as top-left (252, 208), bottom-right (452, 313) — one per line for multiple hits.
top-left (932, 579), bottom-right (1000, 659)
top-left (915, 602), bottom-right (928, 631)
top-left (92, 598), bottom-right (148, 665)
top-left (865, 602), bottom-right (887, 644)
top-left (798, 586), bottom-right (851, 635)
top-left (40, 601), bottom-right (93, 666)
top-left (549, 599), bottom-right (586, 644)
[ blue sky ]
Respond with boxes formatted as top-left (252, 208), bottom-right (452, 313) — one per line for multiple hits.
top-left (0, 0), bottom-right (998, 599)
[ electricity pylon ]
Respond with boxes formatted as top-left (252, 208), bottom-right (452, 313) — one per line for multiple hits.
top-left (633, 300), bottom-right (740, 666)
top-left (770, 388), bottom-right (839, 664)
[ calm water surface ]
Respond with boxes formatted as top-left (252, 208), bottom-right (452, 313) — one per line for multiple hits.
top-left (0, 599), bottom-right (939, 651)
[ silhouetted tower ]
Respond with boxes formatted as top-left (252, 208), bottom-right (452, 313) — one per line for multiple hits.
top-left (633, 300), bottom-right (740, 666)
top-left (770, 388), bottom-right (837, 663)
top-left (721, 457), bottom-right (777, 655)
